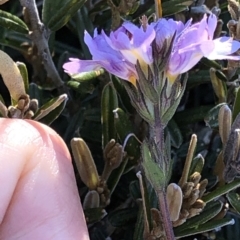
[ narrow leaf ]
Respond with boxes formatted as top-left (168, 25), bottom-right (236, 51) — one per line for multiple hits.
top-left (202, 178), bottom-right (240, 203)
top-left (0, 10), bottom-right (28, 34)
top-left (175, 218), bottom-right (234, 238)
top-left (47, 0), bottom-right (87, 31)
top-left (227, 192), bottom-right (240, 214)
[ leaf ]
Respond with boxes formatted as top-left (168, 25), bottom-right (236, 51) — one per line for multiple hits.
top-left (175, 218), bottom-right (234, 238)
top-left (108, 208), bottom-right (138, 227)
top-left (17, 62), bottom-right (29, 93)
top-left (209, 68), bottom-right (227, 103)
top-left (174, 201), bottom-right (223, 233)
top-left (141, 140), bottom-right (165, 189)
top-left (189, 154), bottom-right (205, 176)
top-left (28, 83), bottom-right (44, 106)
top-left (166, 119), bottom-right (183, 148)
top-left (200, 57), bottom-right (222, 69)
top-left (101, 83), bottom-right (118, 147)
top-left (133, 183), bottom-right (158, 240)
top-left (162, 0), bottom-right (193, 16)
top-left (42, 0), bottom-right (64, 26)
top-left (84, 207), bottom-right (106, 224)
top-left (74, 7), bottom-right (93, 59)
top-left (67, 80), bottom-right (96, 96)
top-left (0, 10), bottom-right (28, 34)
top-left (114, 108), bottom-right (141, 163)
top-left (111, 75), bottom-right (135, 113)
top-left (162, 74), bottom-right (187, 125)
top-left (37, 98), bottom-right (67, 125)
top-left (232, 87), bottom-right (240, 122)
top-left (107, 157), bottom-right (128, 194)
top-left (71, 69), bottom-right (104, 82)
top-left (204, 103), bottom-right (227, 128)
top-left (33, 94), bottom-right (68, 123)
top-left (129, 180), bottom-right (141, 200)
top-left (227, 192), bottom-right (240, 214)
top-left (0, 30), bottom-right (30, 54)
top-left (46, 0), bottom-right (87, 32)
top-left (202, 178), bottom-right (240, 203)
top-left (63, 108), bottom-right (85, 143)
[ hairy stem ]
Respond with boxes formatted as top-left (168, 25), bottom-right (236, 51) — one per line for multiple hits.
top-left (150, 104), bottom-right (175, 240)
top-left (19, 0), bottom-right (64, 88)
top-left (157, 190), bottom-right (175, 240)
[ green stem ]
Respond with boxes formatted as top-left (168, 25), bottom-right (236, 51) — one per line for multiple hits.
top-left (151, 104), bottom-right (175, 240)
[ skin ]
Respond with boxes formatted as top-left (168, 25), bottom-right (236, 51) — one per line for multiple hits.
top-left (0, 118), bottom-right (90, 240)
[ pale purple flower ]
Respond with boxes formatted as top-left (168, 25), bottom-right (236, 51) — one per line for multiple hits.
top-left (105, 22), bottom-right (155, 67)
top-left (63, 14), bottom-right (240, 86)
top-left (155, 14), bottom-right (240, 82)
top-left (63, 25), bottom-right (155, 86)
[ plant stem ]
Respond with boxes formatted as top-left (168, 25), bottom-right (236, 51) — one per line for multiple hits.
top-left (150, 104), bottom-right (175, 239)
top-left (157, 190), bottom-right (175, 240)
top-left (19, 0), bottom-right (64, 88)
top-left (155, 0), bottom-right (162, 19)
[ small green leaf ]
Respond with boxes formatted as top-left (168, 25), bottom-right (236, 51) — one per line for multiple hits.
top-left (38, 101), bottom-right (67, 125)
top-left (204, 103), bottom-right (226, 128)
top-left (71, 69), bottom-right (104, 82)
top-left (34, 94), bottom-right (68, 124)
top-left (47, 0), bottom-right (87, 31)
top-left (42, 0), bottom-right (63, 25)
top-left (84, 207), bottom-right (106, 224)
top-left (111, 75), bottom-right (135, 113)
top-left (166, 119), bottom-right (183, 148)
top-left (141, 140), bottom-right (165, 189)
top-left (101, 83), bottom-right (118, 147)
top-left (202, 178), bottom-right (240, 203)
top-left (227, 192), bottom-right (240, 214)
top-left (129, 180), bottom-right (141, 200)
top-left (162, 74), bottom-right (187, 125)
top-left (232, 87), bottom-right (240, 122)
top-left (63, 108), bottom-right (85, 143)
top-left (200, 57), bottom-right (222, 69)
top-left (67, 80), bottom-right (95, 95)
top-left (162, 0), bottom-right (193, 16)
top-left (209, 68), bottom-right (227, 103)
top-left (175, 218), bottom-right (234, 238)
top-left (108, 208), bottom-right (138, 227)
top-left (17, 62), bottom-right (29, 93)
top-left (114, 108), bottom-right (141, 163)
top-left (107, 157), bottom-right (128, 194)
top-left (28, 83), bottom-right (43, 106)
top-left (215, 70), bottom-right (228, 82)
top-left (189, 154), bottom-right (205, 176)
top-left (174, 201), bottom-right (222, 233)
top-left (0, 10), bottom-right (28, 34)
top-left (74, 7), bottom-right (92, 59)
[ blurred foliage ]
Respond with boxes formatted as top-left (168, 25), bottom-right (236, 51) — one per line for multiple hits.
top-left (2, 0), bottom-right (240, 239)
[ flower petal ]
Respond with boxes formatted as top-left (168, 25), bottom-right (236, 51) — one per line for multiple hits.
top-left (63, 58), bottom-right (104, 74)
top-left (202, 37), bottom-right (240, 60)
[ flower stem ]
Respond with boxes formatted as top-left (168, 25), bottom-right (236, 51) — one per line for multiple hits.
top-left (150, 104), bottom-right (175, 239)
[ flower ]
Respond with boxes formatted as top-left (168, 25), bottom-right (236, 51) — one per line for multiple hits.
top-left (105, 22), bottom-right (155, 75)
top-left (63, 14), bottom-right (240, 86)
top-left (154, 14), bottom-right (240, 82)
top-left (63, 29), bottom-right (138, 86)
top-left (63, 25), bottom-right (155, 86)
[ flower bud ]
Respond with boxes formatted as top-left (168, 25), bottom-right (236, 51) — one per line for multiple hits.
top-left (167, 183), bottom-right (183, 221)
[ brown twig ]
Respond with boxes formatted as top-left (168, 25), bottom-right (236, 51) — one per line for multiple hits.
top-left (19, 0), bottom-right (64, 88)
